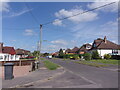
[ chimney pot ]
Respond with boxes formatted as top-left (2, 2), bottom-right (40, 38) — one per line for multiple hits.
top-left (104, 36), bottom-right (107, 43)
top-left (0, 43), bottom-right (3, 53)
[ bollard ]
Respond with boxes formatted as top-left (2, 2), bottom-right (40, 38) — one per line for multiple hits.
top-left (4, 63), bottom-right (14, 80)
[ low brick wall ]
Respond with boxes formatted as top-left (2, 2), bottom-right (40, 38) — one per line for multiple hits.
top-left (0, 60), bottom-right (35, 66)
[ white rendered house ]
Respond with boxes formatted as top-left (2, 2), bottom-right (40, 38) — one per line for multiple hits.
top-left (90, 36), bottom-right (120, 58)
top-left (0, 43), bottom-right (20, 61)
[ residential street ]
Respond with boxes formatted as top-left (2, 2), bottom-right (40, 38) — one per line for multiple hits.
top-left (48, 59), bottom-right (118, 88)
top-left (2, 58), bottom-right (118, 88)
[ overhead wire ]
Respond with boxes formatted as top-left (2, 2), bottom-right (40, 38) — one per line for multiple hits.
top-left (42, 2), bottom-right (116, 26)
top-left (24, 2), bottom-right (40, 25)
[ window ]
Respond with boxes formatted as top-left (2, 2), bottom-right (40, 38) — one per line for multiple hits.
top-left (93, 44), bottom-right (96, 47)
top-left (0, 56), bottom-right (3, 60)
top-left (86, 46), bottom-right (91, 49)
top-left (4, 55), bottom-right (7, 60)
top-left (112, 50), bottom-right (118, 55)
top-left (11, 55), bottom-right (14, 60)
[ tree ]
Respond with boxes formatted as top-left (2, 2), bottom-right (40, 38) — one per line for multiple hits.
top-left (83, 53), bottom-right (92, 60)
top-left (92, 50), bottom-right (101, 59)
top-left (32, 51), bottom-right (40, 57)
top-left (104, 54), bottom-right (111, 59)
top-left (59, 49), bottom-right (64, 58)
top-left (42, 53), bottom-right (49, 57)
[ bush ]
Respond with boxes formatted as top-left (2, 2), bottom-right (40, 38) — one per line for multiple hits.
top-left (83, 53), bottom-right (92, 60)
top-left (63, 54), bottom-right (70, 59)
top-left (92, 51), bottom-right (101, 59)
top-left (73, 54), bottom-right (80, 60)
top-left (104, 54), bottom-right (111, 59)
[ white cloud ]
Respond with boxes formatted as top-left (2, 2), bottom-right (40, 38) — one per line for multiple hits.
top-left (11, 40), bottom-right (16, 42)
top-left (5, 8), bottom-right (33, 17)
top-left (0, 2), bottom-right (10, 12)
top-left (87, 2), bottom-right (118, 12)
top-left (24, 29), bottom-right (36, 36)
top-left (53, 19), bottom-right (62, 26)
top-left (51, 39), bottom-right (68, 46)
top-left (54, 8), bottom-right (98, 24)
top-left (101, 20), bottom-right (118, 27)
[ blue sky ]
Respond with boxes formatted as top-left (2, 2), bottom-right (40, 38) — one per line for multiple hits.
top-left (1, 2), bottom-right (118, 53)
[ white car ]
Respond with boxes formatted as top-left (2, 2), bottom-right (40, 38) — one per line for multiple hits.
top-left (48, 55), bottom-right (52, 59)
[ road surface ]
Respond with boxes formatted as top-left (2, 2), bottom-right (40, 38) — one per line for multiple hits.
top-left (48, 59), bottom-right (118, 88)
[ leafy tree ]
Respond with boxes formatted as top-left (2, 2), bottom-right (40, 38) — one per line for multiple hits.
top-left (92, 50), bottom-right (101, 59)
top-left (83, 53), bottom-right (92, 60)
top-left (32, 51), bottom-right (40, 57)
top-left (43, 53), bottom-right (49, 57)
top-left (104, 54), bottom-right (111, 59)
top-left (59, 49), bottom-right (64, 58)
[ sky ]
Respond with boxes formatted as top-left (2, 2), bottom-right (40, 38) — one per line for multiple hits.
top-left (1, 1), bottom-right (119, 53)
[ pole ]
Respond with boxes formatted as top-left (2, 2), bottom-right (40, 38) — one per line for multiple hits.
top-left (40, 24), bottom-right (42, 58)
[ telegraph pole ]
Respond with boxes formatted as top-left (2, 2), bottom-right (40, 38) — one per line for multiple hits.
top-left (39, 24), bottom-right (42, 58)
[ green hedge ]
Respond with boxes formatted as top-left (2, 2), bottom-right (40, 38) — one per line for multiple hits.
top-left (83, 53), bottom-right (92, 60)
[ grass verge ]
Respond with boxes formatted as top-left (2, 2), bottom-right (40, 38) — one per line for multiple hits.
top-left (43, 60), bottom-right (60, 70)
top-left (40, 58), bottom-right (45, 60)
top-left (74, 61), bottom-right (108, 67)
top-left (90, 59), bottom-right (119, 65)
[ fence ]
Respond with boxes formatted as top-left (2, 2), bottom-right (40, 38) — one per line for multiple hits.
top-left (0, 60), bottom-right (35, 66)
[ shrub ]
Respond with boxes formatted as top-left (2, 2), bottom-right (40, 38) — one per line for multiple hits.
top-left (63, 54), bottom-right (70, 59)
top-left (92, 50), bottom-right (101, 59)
top-left (83, 53), bottom-right (92, 60)
top-left (104, 54), bottom-right (111, 59)
top-left (73, 54), bottom-right (80, 60)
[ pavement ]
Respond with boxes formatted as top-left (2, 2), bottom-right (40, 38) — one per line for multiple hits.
top-left (2, 67), bottom-right (65, 88)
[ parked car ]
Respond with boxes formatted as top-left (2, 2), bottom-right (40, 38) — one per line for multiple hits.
top-left (48, 55), bottom-right (52, 59)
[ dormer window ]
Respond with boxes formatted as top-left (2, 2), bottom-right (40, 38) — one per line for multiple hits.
top-left (86, 46), bottom-right (91, 49)
top-left (93, 44), bottom-right (96, 47)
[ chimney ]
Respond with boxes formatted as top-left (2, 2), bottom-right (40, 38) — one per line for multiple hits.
top-left (104, 36), bottom-right (107, 43)
top-left (0, 43), bottom-right (3, 53)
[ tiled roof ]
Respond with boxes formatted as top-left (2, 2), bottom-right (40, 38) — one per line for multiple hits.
top-left (2, 47), bottom-right (16, 55)
top-left (16, 48), bottom-right (30, 55)
top-left (65, 48), bottom-right (71, 53)
top-left (79, 44), bottom-right (92, 52)
top-left (91, 37), bottom-right (119, 50)
top-left (70, 47), bottom-right (79, 53)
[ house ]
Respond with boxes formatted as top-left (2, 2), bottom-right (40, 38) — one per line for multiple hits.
top-left (65, 48), bottom-right (72, 54)
top-left (77, 43), bottom-right (92, 54)
top-left (0, 43), bottom-right (20, 61)
top-left (90, 36), bottom-right (120, 58)
top-left (65, 47), bottom-right (79, 54)
top-left (16, 48), bottom-right (30, 58)
top-left (52, 51), bottom-right (59, 57)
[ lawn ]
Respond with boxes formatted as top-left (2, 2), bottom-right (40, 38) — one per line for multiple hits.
top-left (40, 58), bottom-right (45, 60)
top-left (43, 60), bottom-right (60, 70)
top-left (90, 59), bottom-right (119, 65)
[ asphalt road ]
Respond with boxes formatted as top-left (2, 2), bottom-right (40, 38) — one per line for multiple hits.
top-left (48, 59), bottom-right (118, 88)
